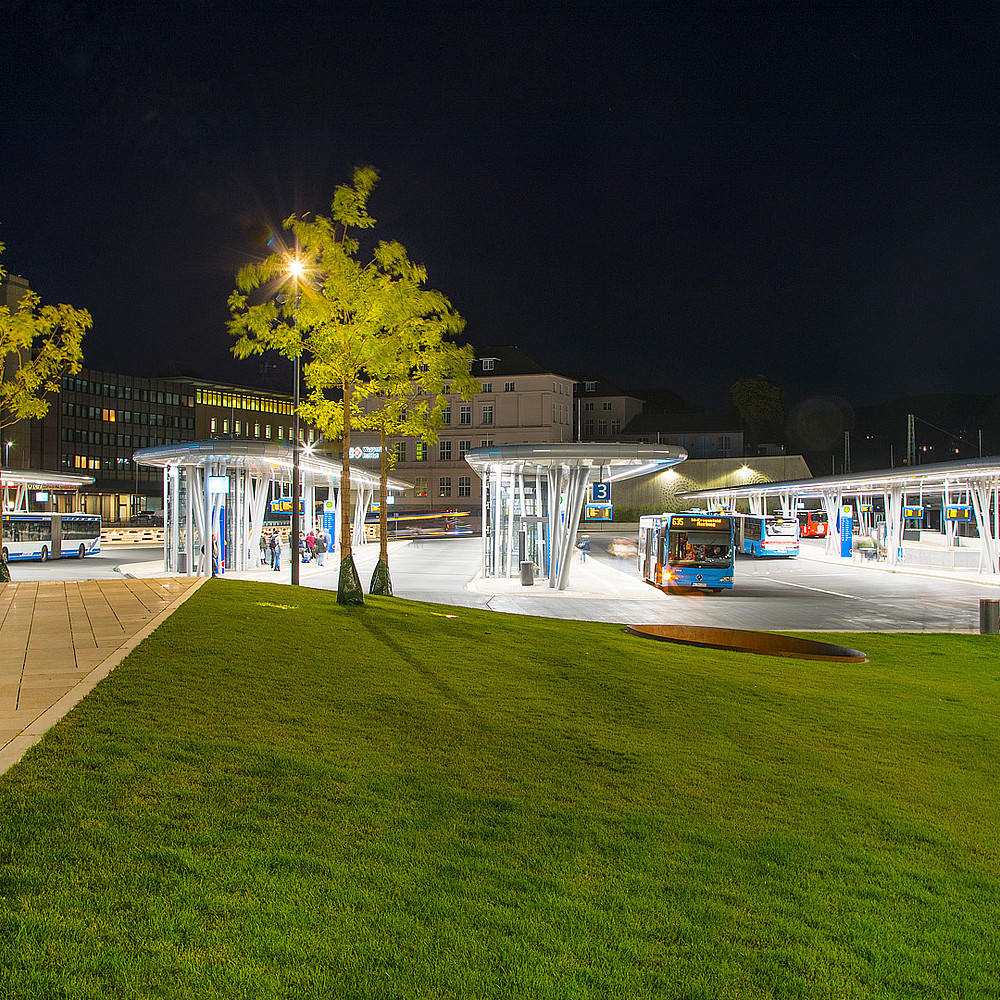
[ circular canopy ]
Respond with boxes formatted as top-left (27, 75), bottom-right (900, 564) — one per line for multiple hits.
top-left (133, 440), bottom-right (409, 491)
top-left (463, 442), bottom-right (687, 482)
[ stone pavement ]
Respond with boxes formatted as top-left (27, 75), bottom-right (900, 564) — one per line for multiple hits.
top-left (0, 576), bottom-right (205, 776)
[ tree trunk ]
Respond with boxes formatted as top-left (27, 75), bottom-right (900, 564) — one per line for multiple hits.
top-left (369, 422), bottom-right (392, 596)
top-left (337, 376), bottom-right (363, 605)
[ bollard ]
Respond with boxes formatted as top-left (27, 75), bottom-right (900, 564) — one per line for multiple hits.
top-left (519, 561), bottom-right (534, 587)
top-left (980, 599), bottom-right (1000, 634)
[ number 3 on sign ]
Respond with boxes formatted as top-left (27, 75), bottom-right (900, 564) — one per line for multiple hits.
top-left (592, 482), bottom-right (611, 503)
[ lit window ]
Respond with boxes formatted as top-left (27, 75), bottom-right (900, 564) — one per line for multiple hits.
top-left (415, 477), bottom-right (428, 497)
top-left (210, 417), bottom-right (217, 433)
top-left (416, 442), bottom-right (427, 461)
top-left (223, 420), bottom-right (230, 434)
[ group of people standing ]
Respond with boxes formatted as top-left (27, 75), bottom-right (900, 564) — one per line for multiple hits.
top-left (259, 527), bottom-right (333, 572)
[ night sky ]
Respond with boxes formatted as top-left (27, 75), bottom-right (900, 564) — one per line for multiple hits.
top-left (2, 5), bottom-right (998, 411)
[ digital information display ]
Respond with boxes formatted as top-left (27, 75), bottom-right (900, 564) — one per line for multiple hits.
top-left (944, 506), bottom-right (972, 521)
top-left (903, 506), bottom-right (924, 519)
top-left (584, 504), bottom-right (613, 521)
top-left (670, 515), bottom-right (730, 531)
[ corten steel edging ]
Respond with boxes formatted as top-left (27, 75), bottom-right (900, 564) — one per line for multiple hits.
top-left (627, 624), bottom-right (867, 663)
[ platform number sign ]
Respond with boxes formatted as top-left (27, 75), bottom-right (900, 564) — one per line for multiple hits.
top-left (591, 482), bottom-right (611, 503)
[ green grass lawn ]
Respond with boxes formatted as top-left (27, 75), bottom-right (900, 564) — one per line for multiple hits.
top-left (2, 580), bottom-right (1000, 999)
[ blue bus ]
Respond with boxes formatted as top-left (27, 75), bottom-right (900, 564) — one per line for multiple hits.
top-left (733, 514), bottom-right (799, 557)
top-left (1, 513), bottom-right (102, 562)
top-left (638, 512), bottom-right (735, 591)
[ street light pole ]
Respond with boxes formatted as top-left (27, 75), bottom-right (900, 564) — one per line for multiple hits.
top-left (291, 271), bottom-right (301, 587)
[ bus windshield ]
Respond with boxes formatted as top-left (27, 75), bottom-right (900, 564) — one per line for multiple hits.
top-left (668, 530), bottom-right (732, 567)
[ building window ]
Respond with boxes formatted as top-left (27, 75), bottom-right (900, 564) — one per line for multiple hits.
top-left (210, 417), bottom-right (217, 433)
top-left (394, 441), bottom-right (406, 462)
top-left (460, 405), bottom-right (471, 425)
top-left (482, 404), bottom-right (493, 425)
top-left (585, 402), bottom-right (594, 411)
top-left (415, 477), bottom-right (428, 498)
top-left (439, 477), bottom-right (452, 497)
top-left (439, 440), bottom-right (452, 461)
top-left (598, 420), bottom-right (608, 435)
top-left (458, 476), bottom-right (471, 497)
top-left (481, 382), bottom-right (492, 394)
top-left (603, 401), bottom-right (612, 410)
top-left (265, 425), bottom-right (272, 439)
top-left (416, 442), bottom-right (427, 461)
top-left (459, 439), bottom-right (471, 459)
top-left (223, 419), bottom-right (230, 434)
top-left (254, 423), bottom-right (261, 438)
top-left (277, 425), bottom-right (284, 440)
top-left (718, 435), bottom-right (731, 457)
top-left (611, 419), bottom-right (621, 434)
top-left (504, 381), bottom-right (515, 392)
top-left (584, 419), bottom-right (594, 436)
top-left (235, 420), bottom-right (242, 435)
top-left (584, 381), bottom-right (596, 392)
top-left (480, 439), bottom-right (493, 448)
top-left (481, 358), bottom-right (494, 371)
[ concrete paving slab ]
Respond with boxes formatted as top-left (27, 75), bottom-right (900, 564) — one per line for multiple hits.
top-left (0, 577), bottom-right (206, 777)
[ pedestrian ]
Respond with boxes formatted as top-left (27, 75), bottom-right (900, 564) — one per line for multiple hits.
top-left (259, 533), bottom-right (268, 567)
top-left (306, 529), bottom-right (316, 561)
top-left (273, 532), bottom-right (283, 572)
top-left (211, 533), bottom-right (220, 576)
top-left (315, 529), bottom-right (327, 567)
top-left (268, 530), bottom-right (277, 568)
top-left (577, 535), bottom-right (591, 562)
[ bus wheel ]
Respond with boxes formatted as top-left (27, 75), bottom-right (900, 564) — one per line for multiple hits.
top-left (78, 544), bottom-right (87, 558)
top-left (40, 545), bottom-right (49, 562)
top-left (711, 588), bottom-right (723, 593)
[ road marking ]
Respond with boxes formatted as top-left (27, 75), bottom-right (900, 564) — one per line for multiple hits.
top-left (771, 578), bottom-right (862, 600)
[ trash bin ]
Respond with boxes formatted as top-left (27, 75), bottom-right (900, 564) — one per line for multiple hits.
top-left (980, 599), bottom-right (1000, 634)
top-left (520, 561), bottom-right (534, 587)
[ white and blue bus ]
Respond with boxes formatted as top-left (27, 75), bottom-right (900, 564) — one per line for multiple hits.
top-left (638, 512), bottom-right (735, 592)
top-left (734, 514), bottom-right (799, 557)
top-left (1, 513), bottom-right (102, 562)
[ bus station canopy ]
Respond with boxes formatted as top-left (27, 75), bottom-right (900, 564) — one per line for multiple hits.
top-left (680, 455), bottom-right (1000, 575)
top-left (1, 467), bottom-right (95, 513)
top-left (133, 440), bottom-right (409, 577)
top-left (465, 442), bottom-right (687, 590)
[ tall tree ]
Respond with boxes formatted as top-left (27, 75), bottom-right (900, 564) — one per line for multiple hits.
top-left (0, 240), bottom-right (91, 582)
top-left (730, 374), bottom-right (787, 452)
top-left (230, 167), bottom-right (467, 604)
top-left (361, 262), bottom-right (476, 594)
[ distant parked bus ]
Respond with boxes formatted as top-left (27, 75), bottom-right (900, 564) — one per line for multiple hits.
top-left (797, 510), bottom-right (829, 538)
top-left (638, 512), bottom-right (735, 591)
top-left (734, 514), bottom-right (799, 557)
top-left (1, 513), bottom-right (102, 562)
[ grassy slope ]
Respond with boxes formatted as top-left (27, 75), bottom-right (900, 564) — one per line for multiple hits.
top-left (1, 579), bottom-right (999, 999)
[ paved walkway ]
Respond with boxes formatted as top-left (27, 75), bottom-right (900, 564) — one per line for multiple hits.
top-left (0, 576), bottom-right (205, 776)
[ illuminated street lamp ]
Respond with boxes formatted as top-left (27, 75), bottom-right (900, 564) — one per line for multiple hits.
top-left (287, 256), bottom-right (305, 586)
top-left (4, 441), bottom-right (11, 466)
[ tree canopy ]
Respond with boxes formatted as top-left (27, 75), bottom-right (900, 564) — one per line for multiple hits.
top-left (0, 237), bottom-right (91, 580)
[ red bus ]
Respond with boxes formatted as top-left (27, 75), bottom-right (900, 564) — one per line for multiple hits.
top-left (797, 510), bottom-right (828, 538)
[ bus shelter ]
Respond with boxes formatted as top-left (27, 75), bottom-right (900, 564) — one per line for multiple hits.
top-left (133, 440), bottom-right (408, 577)
top-left (464, 443), bottom-right (686, 590)
top-left (1, 468), bottom-right (95, 513)
top-left (681, 455), bottom-right (1000, 575)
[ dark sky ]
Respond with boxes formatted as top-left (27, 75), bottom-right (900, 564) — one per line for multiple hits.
top-left (2, 4), bottom-right (998, 411)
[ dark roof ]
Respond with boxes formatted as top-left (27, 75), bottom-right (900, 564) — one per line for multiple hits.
top-left (472, 345), bottom-right (571, 379)
top-left (569, 374), bottom-right (645, 400)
